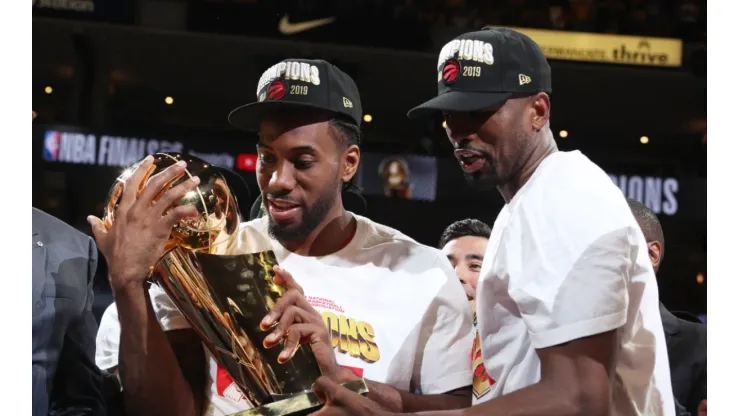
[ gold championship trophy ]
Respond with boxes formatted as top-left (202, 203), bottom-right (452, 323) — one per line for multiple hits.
top-left (103, 153), bottom-right (368, 416)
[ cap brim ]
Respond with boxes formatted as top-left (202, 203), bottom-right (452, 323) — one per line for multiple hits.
top-left (407, 91), bottom-right (513, 120)
top-left (228, 101), bottom-right (343, 132)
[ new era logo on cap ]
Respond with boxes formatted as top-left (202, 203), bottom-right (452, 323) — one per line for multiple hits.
top-left (408, 27), bottom-right (552, 119)
top-left (229, 58), bottom-right (363, 132)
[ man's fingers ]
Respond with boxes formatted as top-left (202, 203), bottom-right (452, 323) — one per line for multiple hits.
top-left (312, 376), bottom-right (360, 407)
top-left (161, 205), bottom-right (199, 230)
top-left (119, 156), bottom-right (154, 211)
top-left (137, 160), bottom-right (188, 212)
top-left (263, 305), bottom-right (313, 348)
top-left (313, 407), bottom-right (351, 416)
top-left (273, 265), bottom-right (304, 294)
top-left (260, 288), bottom-right (302, 330)
top-left (87, 216), bottom-right (108, 245)
top-left (152, 175), bottom-right (201, 218)
top-left (312, 376), bottom-right (341, 404)
top-left (277, 323), bottom-right (335, 375)
top-left (276, 323), bottom-right (327, 364)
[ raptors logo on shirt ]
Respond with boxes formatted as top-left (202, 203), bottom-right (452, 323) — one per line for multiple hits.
top-left (471, 330), bottom-right (494, 399)
top-left (216, 366), bottom-right (247, 402)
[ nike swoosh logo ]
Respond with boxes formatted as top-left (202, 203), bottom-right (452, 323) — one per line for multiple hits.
top-left (278, 15), bottom-right (336, 35)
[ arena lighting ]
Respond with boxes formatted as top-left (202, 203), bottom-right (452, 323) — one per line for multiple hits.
top-left (363, 114), bottom-right (372, 123)
top-left (640, 136), bottom-right (649, 144)
top-left (559, 130), bottom-right (568, 138)
top-left (164, 96), bottom-right (174, 105)
top-left (442, 120), bottom-right (447, 129)
top-left (44, 86), bottom-right (53, 95)
top-left (696, 273), bottom-right (705, 284)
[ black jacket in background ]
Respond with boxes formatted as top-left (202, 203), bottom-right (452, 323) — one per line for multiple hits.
top-left (661, 304), bottom-right (707, 416)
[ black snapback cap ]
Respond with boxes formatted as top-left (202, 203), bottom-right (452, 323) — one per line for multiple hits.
top-left (229, 59), bottom-right (363, 132)
top-left (407, 27), bottom-right (552, 119)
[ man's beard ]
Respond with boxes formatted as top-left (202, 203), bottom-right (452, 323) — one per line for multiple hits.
top-left (266, 177), bottom-right (341, 242)
top-left (463, 153), bottom-right (500, 191)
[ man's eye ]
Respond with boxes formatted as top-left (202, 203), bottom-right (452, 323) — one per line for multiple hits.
top-left (293, 156), bottom-right (316, 170)
top-left (259, 154), bottom-right (276, 164)
top-left (294, 159), bottom-right (314, 170)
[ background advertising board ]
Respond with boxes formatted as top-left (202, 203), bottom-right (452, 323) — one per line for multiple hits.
top-left (508, 27), bottom-right (683, 67)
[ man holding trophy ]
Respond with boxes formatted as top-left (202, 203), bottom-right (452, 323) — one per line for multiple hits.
top-left (91, 59), bottom-right (474, 416)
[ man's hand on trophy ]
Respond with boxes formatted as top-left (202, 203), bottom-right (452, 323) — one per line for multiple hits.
top-left (261, 265), bottom-right (353, 381)
top-left (312, 376), bottom-right (398, 416)
top-left (87, 156), bottom-right (201, 292)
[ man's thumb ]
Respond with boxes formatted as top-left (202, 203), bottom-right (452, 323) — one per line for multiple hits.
top-left (312, 376), bottom-right (341, 404)
top-left (87, 216), bottom-right (107, 242)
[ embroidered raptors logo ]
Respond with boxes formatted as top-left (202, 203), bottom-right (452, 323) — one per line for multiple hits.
top-left (442, 59), bottom-right (461, 85)
top-left (267, 79), bottom-right (287, 100)
top-left (471, 330), bottom-right (494, 399)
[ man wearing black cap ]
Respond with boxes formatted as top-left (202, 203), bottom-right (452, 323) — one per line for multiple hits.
top-left (94, 59), bottom-right (474, 416)
top-left (311, 28), bottom-right (675, 416)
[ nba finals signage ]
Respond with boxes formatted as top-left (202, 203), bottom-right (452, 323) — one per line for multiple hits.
top-left (42, 130), bottom-right (184, 167)
top-left (40, 128), bottom-right (238, 170)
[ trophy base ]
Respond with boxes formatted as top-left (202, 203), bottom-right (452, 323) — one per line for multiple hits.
top-left (229, 379), bottom-right (369, 416)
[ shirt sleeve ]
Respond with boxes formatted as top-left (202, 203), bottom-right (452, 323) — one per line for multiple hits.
top-left (148, 283), bottom-right (192, 332)
top-left (509, 184), bottom-right (636, 349)
top-left (93, 284), bottom-right (192, 371)
top-left (95, 303), bottom-right (121, 371)
top-left (413, 255), bottom-right (475, 394)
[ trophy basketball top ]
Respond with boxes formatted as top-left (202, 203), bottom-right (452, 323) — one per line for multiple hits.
top-left (103, 152), bottom-right (243, 254)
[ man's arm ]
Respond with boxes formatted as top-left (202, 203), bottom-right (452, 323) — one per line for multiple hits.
top-left (115, 284), bottom-right (206, 416)
top-left (86, 158), bottom-right (205, 416)
top-left (48, 236), bottom-right (105, 415)
top-left (310, 331), bottom-right (616, 416)
top-left (363, 382), bottom-right (471, 413)
top-left (418, 330), bottom-right (618, 416)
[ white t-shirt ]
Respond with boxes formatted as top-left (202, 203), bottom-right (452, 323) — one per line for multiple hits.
top-left (96, 214), bottom-right (474, 416)
top-left (473, 151), bottom-right (674, 416)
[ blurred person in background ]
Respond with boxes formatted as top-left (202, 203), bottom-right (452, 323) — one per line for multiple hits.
top-left (438, 219), bottom-right (491, 316)
top-left (312, 27), bottom-right (675, 416)
top-left (378, 156), bottom-right (413, 199)
top-left (32, 207), bottom-right (105, 416)
top-left (627, 198), bottom-right (707, 416)
top-left (91, 58), bottom-right (474, 416)
top-left (438, 219), bottom-right (495, 402)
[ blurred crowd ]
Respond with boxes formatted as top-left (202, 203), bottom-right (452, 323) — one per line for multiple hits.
top-left (394, 0), bottom-right (706, 41)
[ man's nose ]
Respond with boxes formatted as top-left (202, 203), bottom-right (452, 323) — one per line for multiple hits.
top-left (268, 161), bottom-right (297, 191)
top-left (446, 121), bottom-right (473, 145)
top-left (454, 266), bottom-right (467, 283)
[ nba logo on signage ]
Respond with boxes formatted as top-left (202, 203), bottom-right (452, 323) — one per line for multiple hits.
top-left (43, 130), bottom-right (61, 161)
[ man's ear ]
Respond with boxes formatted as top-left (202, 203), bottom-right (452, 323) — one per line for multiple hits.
top-left (342, 145), bottom-right (360, 183)
top-left (647, 240), bottom-right (662, 271)
top-left (530, 92), bottom-right (551, 132)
